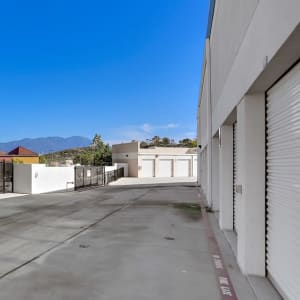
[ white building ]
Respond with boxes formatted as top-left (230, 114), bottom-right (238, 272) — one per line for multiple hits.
top-left (112, 141), bottom-right (197, 178)
top-left (198, 1), bottom-right (300, 299)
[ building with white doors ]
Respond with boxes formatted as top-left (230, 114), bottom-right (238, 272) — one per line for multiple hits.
top-left (112, 141), bottom-right (197, 178)
top-left (197, 1), bottom-right (300, 299)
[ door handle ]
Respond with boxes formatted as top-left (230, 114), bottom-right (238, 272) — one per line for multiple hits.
top-left (235, 184), bottom-right (242, 194)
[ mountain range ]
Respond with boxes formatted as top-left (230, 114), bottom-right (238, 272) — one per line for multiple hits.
top-left (0, 136), bottom-right (92, 154)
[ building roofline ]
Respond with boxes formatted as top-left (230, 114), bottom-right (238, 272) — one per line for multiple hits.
top-left (206, 0), bottom-right (216, 38)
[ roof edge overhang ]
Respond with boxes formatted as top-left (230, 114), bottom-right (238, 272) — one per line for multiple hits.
top-left (206, 0), bottom-right (216, 38)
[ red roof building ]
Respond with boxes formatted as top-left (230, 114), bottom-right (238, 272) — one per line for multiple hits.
top-left (0, 146), bottom-right (39, 163)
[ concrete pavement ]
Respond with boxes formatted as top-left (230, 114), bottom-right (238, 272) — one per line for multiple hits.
top-left (0, 183), bottom-right (259, 299)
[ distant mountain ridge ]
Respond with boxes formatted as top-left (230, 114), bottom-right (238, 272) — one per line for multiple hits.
top-left (0, 136), bottom-right (92, 154)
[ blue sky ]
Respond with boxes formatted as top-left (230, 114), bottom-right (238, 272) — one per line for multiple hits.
top-left (0, 0), bottom-right (209, 145)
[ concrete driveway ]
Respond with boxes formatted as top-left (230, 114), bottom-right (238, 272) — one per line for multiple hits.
top-left (0, 183), bottom-right (258, 299)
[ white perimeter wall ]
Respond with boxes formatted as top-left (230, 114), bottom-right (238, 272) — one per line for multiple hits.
top-left (14, 164), bottom-right (74, 194)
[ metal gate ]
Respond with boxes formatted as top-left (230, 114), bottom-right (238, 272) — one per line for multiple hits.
top-left (0, 162), bottom-right (13, 193)
top-left (74, 166), bottom-right (105, 190)
top-left (105, 168), bottom-right (124, 184)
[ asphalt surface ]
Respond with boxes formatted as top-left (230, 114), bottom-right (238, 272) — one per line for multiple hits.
top-left (0, 182), bottom-right (258, 299)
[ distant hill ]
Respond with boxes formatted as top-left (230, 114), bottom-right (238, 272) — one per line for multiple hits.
top-left (42, 147), bottom-right (90, 164)
top-left (0, 136), bottom-right (92, 154)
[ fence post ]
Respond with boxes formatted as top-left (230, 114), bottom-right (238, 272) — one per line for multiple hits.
top-left (103, 167), bottom-right (105, 185)
top-left (82, 167), bottom-right (84, 188)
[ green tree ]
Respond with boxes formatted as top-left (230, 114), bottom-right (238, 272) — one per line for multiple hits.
top-left (178, 138), bottom-right (197, 148)
top-left (161, 137), bottom-right (170, 145)
top-left (39, 155), bottom-right (48, 164)
top-left (80, 152), bottom-right (93, 165)
top-left (140, 141), bottom-right (148, 148)
top-left (90, 134), bottom-right (112, 165)
top-left (151, 136), bottom-right (161, 146)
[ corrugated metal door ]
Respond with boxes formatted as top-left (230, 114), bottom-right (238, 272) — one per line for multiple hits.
top-left (233, 122), bottom-right (238, 233)
top-left (266, 62), bottom-right (300, 300)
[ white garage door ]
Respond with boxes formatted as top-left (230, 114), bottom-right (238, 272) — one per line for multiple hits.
top-left (176, 159), bottom-right (190, 177)
top-left (266, 62), bottom-right (300, 300)
top-left (158, 159), bottom-right (173, 177)
top-left (141, 159), bottom-right (155, 177)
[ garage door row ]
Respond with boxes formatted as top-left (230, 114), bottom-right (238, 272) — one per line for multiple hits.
top-left (232, 62), bottom-right (300, 300)
top-left (141, 158), bottom-right (192, 178)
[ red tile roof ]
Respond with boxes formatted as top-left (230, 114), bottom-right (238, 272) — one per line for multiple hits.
top-left (7, 146), bottom-right (38, 156)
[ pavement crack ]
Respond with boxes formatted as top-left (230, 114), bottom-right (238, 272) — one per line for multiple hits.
top-left (0, 204), bottom-right (128, 280)
top-left (0, 189), bottom-right (149, 281)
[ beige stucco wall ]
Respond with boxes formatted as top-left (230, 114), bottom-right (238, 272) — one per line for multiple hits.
top-left (112, 142), bottom-right (139, 153)
top-left (112, 142), bottom-right (139, 177)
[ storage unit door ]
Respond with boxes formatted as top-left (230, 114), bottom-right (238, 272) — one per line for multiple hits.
top-left (141, 159), bottom-right (155, 177)
top-left (158, 159), bottom-right (172, 177)
top-left (266, 62), bottom-right (300, 300)
top-left (176, 159), bottom-right (190, 177)
top-left (233, 122), bottom-right (238, 233)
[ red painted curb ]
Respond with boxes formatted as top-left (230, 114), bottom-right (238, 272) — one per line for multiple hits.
top-left (200, 199), bottom-right (239, 300)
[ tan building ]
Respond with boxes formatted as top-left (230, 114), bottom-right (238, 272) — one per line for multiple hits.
top-left (112, 142), bottom-right (197, 178)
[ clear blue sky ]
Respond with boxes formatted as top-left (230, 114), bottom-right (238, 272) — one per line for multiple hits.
top-left (0, 0), bottom-right (210, 144)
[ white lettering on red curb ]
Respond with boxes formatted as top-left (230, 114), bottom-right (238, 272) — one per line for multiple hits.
top-left (213, 255), bottom-right (224, 269)
top-left (200, 199), bottom-right (239, 299)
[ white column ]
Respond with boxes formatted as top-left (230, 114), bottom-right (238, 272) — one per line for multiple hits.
top-left (211, 136), bottom-right (219, 211)
top-left (154, 157), bottom-right (159, 177)
top-left (236, 94), bottom-right (265, 276)
top-left (219, 125), bottom-right (233, 230)
top-left (172, 158), bottom-right (176, 177)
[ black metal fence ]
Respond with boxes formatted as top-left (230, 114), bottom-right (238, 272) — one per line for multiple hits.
top-left (0, 162), bottom-right (13, 193)
top-left (105, 168), bottom-right (124, 184)
top-left (74, 166), bottom-right (124, 190)
top-left (74, 166), bottom-right (105, 190)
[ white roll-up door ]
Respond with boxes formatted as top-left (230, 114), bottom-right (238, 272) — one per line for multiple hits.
top-left (266, 62), bottom-right (300, 300)
top-left (141, 159), bottom-right (155, 177)
top-left (176, 159), bottom-right (190, 177)
top-left (158, 159), bottom-right (173, 177)
top-left (233, 122), bottom-right (238, 233)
